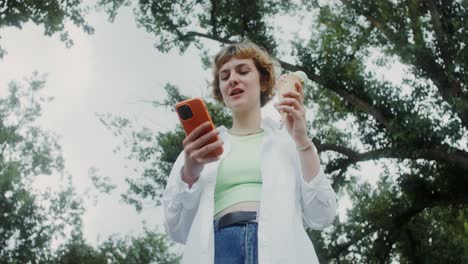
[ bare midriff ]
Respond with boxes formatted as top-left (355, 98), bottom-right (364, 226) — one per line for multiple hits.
top-left (214, 201), bottom-right (260, 219)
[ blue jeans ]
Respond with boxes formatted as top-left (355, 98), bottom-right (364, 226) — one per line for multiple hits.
top-left (213, 219), bottom-right (258, 264)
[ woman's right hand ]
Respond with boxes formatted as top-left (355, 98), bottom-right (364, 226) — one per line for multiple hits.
top-left (181, 121), bottom-right (223, 186)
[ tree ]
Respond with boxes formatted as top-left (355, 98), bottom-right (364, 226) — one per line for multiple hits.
top-left (1, 2), bottom-right (182, 261)
top-left (0, 73), bottom-right (84, 263)
top-left (54, 227), bottom-right (180, 264)
top-left (0, 0), bottom-right (95, 59)
top-left (0, 74), bottom-right (180, 263)
top-left (101, 0), bottom-right (467, 263)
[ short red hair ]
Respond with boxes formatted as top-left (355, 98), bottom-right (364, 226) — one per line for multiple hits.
top-left (211, 41), bottom-right (278, 107)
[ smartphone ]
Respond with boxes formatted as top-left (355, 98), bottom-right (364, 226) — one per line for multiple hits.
top-left (175, 98), bottom-right (223, 157)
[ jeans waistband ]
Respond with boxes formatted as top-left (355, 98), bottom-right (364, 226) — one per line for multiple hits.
top-left (213, 211), bottom-right (258, 231)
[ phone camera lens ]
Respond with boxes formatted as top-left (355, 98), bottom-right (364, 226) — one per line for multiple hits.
top-left (177, 104), bottom-right (193, 120)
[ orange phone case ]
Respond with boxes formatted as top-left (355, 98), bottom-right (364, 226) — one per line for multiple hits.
top-left (175, 98), bottom-right (223, 157)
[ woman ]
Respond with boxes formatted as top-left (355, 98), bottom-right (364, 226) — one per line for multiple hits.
top-left (163, 41), bottom-right (337, 264)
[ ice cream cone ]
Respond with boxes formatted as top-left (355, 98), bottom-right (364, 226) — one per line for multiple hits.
top-left (276, 73), bottom-right (303, 121)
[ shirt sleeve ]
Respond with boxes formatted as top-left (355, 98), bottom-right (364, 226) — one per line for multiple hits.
top-left (300, 165), bottom-right (338, 230)
top-left (162, 150), bottom-right (203, 244)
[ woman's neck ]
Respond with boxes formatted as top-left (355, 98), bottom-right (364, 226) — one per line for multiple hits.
top-left (230, 108), bottom-right (262, 134)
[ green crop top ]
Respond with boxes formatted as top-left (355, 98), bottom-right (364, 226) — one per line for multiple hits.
top-left (213, 131), bottom-right (264, 217)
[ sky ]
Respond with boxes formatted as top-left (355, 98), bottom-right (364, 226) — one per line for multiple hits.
top-left (0, 2), bottom-right (392, 250)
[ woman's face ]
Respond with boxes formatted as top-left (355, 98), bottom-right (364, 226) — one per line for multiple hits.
top-left (218, 57), bottom-right (262, 112)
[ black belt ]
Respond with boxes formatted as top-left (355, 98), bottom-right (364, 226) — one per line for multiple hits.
top-left (217, 211), bottom-right (258, 229)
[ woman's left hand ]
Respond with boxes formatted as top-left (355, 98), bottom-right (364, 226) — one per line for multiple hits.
top-left (274, 82), bottom-right (310, 145)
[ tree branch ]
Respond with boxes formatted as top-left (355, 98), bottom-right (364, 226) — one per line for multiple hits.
top-left (330, 201), bottom-right (430, 258)
top-left (279, 64), bottom-right (394, 129)
top-left (330, 228), bottom-right (374, 257)
top-left (426, 0), bottom-right (468, 127)
top-left (315, 142), bottom-right (391, 163)
top-left (336, 85), bottom-right (395, 129)
top-left (421, 145), bottom-right (468, 171)
top-left (404, 226), bottom-right (424, 264)
top-left (185, 31), bottom-right (235, 44)
top-left (353, 2), bottom-right (468, 129)
top-left (180, 30), bottom-right (468, 171)
top-left (316, 141), bottom-right (468, 172)
top-left (276, 59), bottom-right (320, 80)
top-left (183, 30), bottom-right (395, 129)
top-left (209, 0), bottom-right (218, 36)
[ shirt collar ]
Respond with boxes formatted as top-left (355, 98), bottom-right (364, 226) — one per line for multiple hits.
top-left (217, 116), bottom-right (281, 135)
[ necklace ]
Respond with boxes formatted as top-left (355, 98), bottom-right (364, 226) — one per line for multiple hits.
top-left (228, 128), bottom-right (264, 136)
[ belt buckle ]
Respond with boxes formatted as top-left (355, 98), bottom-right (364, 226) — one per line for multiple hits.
top-left (240, 214), bottom-right (257, 225)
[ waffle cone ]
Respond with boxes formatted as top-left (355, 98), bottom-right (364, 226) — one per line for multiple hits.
top-left (276, 74), bottom-right (302, 97)
top-left (276, 74), bottom-right (303, 121)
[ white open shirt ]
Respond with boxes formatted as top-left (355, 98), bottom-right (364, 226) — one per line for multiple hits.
top-left (163, 117), bottom-right (338, 263)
